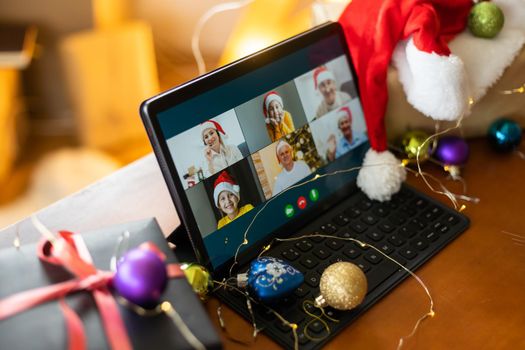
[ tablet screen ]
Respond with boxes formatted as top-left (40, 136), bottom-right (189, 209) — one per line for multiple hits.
top-left (154, 25), bottom-right (369, 270)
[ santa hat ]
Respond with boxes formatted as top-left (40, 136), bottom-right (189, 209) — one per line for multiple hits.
top-left (213, 171), bottom-right (240, 208)
top-left (263, 91), bottom-right (284, 117)
top-left (338, 0), bottom-right (472, 201)
top-left (313, 66), bottom-right (335, 89)
top-left (275, 140), bottom-right (292, 161)
top-left (337, 106), bottom-right (352, 124)
top-left (201, 119), bottom-right (227, 138)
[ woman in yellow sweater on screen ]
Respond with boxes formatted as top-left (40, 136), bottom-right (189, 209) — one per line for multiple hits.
top-left (214, 171), bottom-right (254, 229)
top-left (263, 91), bottom-right (295, 142)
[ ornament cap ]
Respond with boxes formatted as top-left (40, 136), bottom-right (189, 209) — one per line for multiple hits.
top-left (314, 294), bottom-right (327, 308)
top-left (237, 273), bottom-right (248, 288)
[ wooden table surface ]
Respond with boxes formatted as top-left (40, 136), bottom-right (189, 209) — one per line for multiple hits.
top-left (1, 137), bottom-right (524, 349)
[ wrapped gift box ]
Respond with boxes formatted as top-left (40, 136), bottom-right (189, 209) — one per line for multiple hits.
top-left (0, 218), bottom-right (222, 350)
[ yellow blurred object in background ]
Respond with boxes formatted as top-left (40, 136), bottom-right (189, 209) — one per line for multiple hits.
top-left (219, 0), bottom-right (312, 66)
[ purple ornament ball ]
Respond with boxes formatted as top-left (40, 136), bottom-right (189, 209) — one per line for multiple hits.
top-left (435, 136), bottom-right (469, 166)
top-left (113, 248), bottom-right (167, 308)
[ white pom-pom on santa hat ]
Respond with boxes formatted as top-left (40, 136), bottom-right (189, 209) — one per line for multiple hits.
top-left (339, 0), bottom-right (473, 201)
top-left (393, 37), bottom-right (470, 121)
top-left (357, 149), bottom-right (407, 202)
top-left (213, 171), bottom-right (240, 207)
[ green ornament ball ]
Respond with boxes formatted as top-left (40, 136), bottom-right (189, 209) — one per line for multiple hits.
top-left (468, 2), bottom-right (505, 38)
top-left (401, 130), bottom-right (431, 161)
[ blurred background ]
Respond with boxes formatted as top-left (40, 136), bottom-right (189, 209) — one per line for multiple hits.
top-left (0, 0), bottom-right (348, 228)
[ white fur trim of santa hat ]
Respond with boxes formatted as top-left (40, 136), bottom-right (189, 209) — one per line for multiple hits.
top-left (357, 149), bottom-right (406, 202)
top-left (213, 182), bottom-right (240, 208)
top-left (264, 93), bottom-right (283, 114)
top-left (392, 36), bottom-right (470, 121)
top-left (314, 67), bottom-right (336, 89)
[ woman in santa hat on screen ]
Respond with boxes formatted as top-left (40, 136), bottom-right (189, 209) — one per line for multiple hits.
top-left (213, 171), bottom-right (254, 229)
top-left (263, 91), bottom-right (296, 142)
top-left (201, 119), bottom-right (243, 176)
top-left (314, 65), bottom-right (351, 119)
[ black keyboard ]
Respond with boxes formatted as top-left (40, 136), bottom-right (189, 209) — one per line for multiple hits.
top-left (216, 184), bottom-right (469, 349)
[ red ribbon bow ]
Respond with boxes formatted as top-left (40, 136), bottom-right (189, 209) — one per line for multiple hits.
top-left (0, 230), bottom-right (184, 350)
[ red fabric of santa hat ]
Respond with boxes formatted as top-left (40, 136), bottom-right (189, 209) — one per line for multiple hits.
top-left (338, 0), bottom-right (472, 201)
top-left (201, 119), bottom-right (227, 138)
top-left (213, 171), bottom-right (240, 207)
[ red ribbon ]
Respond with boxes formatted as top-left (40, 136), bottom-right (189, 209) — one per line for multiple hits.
top-left (0, 230), bottom-right (184, 350)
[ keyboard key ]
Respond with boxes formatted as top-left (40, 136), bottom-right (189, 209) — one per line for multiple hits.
top-left (294, 284), bottom-right (309, 298)
top-left (372, 204), bottom-right (390, 217)
top-left (358, 198), bottom-right (373, 211)
top-left (366, 231), bottom-right (384, 242)
top-left (410, 197), bottom-right (428, 210)
top-left (300, 256), bottom-right (318, 269)
top-left (325, 238), bottom-right (344, 251)
top-left (308, 231), bottom-right (325, 243)
top-left (333, 213), bottom-right (350, 227)
top-left (388, 234), bottom-right (406, 247)
top-left (337, 230), bottom-right (356, 239)
top-left (325, 309), bottom-right (340, 319)
top-left (305, 273), bottom-right (320, 288)
top-left (411, 238), bottom-right (429, 251)
top-left (296, 333), bottom-right (310, 345)
top-left (329, 256), bottom-right (344, 265)
top-left (345, 207), bottom-right (361, 218)
top-left (422, 230), bottom-right (439, 242)
top-left (442, 213), bottom-right (460, 226)
top-left (320, 223), bottom-right (338, 234)
top-left (356, 260), bottom-right (371, 273)
top-left (313, 247), bottom-right (330, 260)
top-left (378, 242), bottom-right (395, 255)
top-left (378, 221), bottom-right (395, 233)
top-left (342, 247), bottom-right (362, 259)
top-left (277, 320), bottom-right (293, 333)
top-left (398, 225), bottom-right (418, 238)
top-left (364, 251), bottom-right (383, 264)
top-left (281, 247), bottom-right (300, 261)
top-left (295, 239), bottom-right (313, 252)
top-left (308, 320), bottom-right (326, 334)
top-left (349, 221), bottom-right (367, 233)
top-left (439, 224), bottom-right (449, 234)
top-left (399, 247), bottom-right (418, 260)
top-left (361, 214), bottom-right (379, 225)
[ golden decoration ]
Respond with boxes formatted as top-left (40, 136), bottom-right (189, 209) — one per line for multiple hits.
top-left (315, 262), bottom-right (367, 311)
top-left (181, 263), bottom-right (213, 301)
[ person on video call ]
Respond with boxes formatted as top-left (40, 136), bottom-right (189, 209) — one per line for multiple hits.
top-left (313, 65), bottom-right (351, 119)
top-left (263, 91), bottom-right (295, 142)
top-left (213, 171), bottom-right (254, 229)
top-left (272, 140), bottom-right (311, 195)
top-left (326, 106), bottom-right (363, 161)
top-left (201, 119), bottom-right (243, 176)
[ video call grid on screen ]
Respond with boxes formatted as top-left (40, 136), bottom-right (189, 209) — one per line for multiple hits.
top-left (158, 35), bottom-right (370, 269)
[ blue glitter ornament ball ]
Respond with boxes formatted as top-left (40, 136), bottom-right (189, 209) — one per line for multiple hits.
top-left (246, 257), bottom-right (304, 304)
top-left (488, 118), bottom-right (522, 152)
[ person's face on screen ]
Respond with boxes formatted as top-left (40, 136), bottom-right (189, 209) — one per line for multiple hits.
top-left (218, 190), bottom-right (239, 218)
top-left (268, 100), bottom-right (284, 121)
top-left (319, 79), bottom-right (337, 106)
top-left (277, 145), bottom-right (293, 169)
top-left (203, 128), bottom-right (220, 150)
top-left (338, 116), bottom-right (353, 140)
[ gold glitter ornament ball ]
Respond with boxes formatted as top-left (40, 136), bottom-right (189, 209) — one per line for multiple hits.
top-left (317, 262), bottom-right (367, 311)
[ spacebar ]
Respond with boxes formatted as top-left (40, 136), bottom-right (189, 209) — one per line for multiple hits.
top-left (366, 261), bottom-right (400, 293)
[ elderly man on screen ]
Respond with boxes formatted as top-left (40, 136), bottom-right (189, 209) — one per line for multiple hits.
top-left (272, 140), bottom-right (311, 195)
top-left (327, 106), bottom-right (363, 161)
top-left (314, 65), bottom-right (351, 119)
